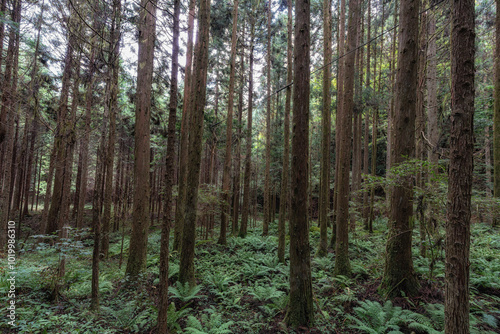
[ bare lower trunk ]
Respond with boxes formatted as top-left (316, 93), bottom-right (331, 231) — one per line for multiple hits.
top-left (278, 0), bottom-right (292, 262)
top-left (334, 0), bottom-right (360, 277)
top-left (179, 0), bottom-right (211, 286)
top-left (445, 0), bottom-right (475, 332)
top-left (286, 0), bottom-right (314, 326)
top-left (126, 0), bottom-right (157, 278)
top-left (380, 0), bottom-right (420, 298)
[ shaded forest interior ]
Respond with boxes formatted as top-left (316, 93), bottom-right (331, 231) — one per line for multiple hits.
top-left (0, 0), bottom-right (499, 332)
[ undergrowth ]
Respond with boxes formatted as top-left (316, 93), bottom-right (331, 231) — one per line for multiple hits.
top-left (0, 215), bottom-right (499, 333)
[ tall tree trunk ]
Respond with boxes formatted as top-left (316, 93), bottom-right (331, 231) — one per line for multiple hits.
top-left (239, 19), bottom-right (255, 239)
top-left (158, 0), bottom-right (179, 328)
top-left (362, 0), bottom-right (371, 227)
top-left (101, 0), bottom-right (121, 260)
top-left (91, 121), bottom-right (106, 311)
top-left (330, 0), bottom-right (346, 248)
top-left (445, 0), bottom-right (475, 331)
top-left (380, 0), bottom-right (420, 298)
top-left (46, 4), bottom-right (77, 234)
top-left (232, 44), bottom-right (245, 236)
top-left (126, 0), bottom-right (157, 278)
top-left (178, 0), bottom-right (211, 285)
top-left (74, 12), bottom-right (99, 230)
top-left (416, 10), bottom-right (427, 257)
top-left (173, 0), bottom-right (195, 251)
top-left (23, 15), bottom-right (43, 218)
top-left (493, 0), bottom-right (499, 212)
top-left (286, 0), bottom-right (313, 326)
top-left (0, 0), bottom-right (21, 250)
top-left (263, 0), bottom-right (272, 237)
top-left (278, 0), bottom-right (292, 263)
top-left (0, 0), bottom-right (11, 143)
top-left (427, 11), bottom-right (438, 176)
top-left (317, 0), bottom-right (331, 258)
top-left (386, 0), bottom-right (399, 183)
top-left (334, 0), bottom-right (360, 277)
top-left (218, 0), bottom-right (239, 245)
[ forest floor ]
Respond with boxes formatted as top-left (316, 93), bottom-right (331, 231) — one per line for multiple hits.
top-left (1, 213), bottom-right (499, 333)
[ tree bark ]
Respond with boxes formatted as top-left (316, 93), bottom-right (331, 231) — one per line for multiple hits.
top-left (317, 0), bottom-right (331, 258)
top-left (0, 0), bottom-right (21, 251)
top-left (362, 0), bottom-right (371, 227)
top-left (330, 0), bottom-right (346, 248)
top-left (427, 11), bottom-right (438, 177)
top-left (101, 0), bottom-right (121, 260)
top-left (158, 0), bottom-right (179, 328)
top-left (173, 0), bottom-right (195, 252)
top-left (380, 0), bottom-right (420, 298)
top-left (218, 0), bottom-right (239, 245)
top-left (278, 0), bottom-right (293, 263)
top-left (126, 0), bottom-right (157, 278)
top-left (493, 0), bottom-right (500, 208)
top-left (232, 44), bottom-right (245, 236)
top-left (286, 0), bottom-right (314, 326)
top-left (239, 18), bottom-right (255, 239)
top-left (178, 0), bottom-right (211, 286)
top-left (445, 0), bottom-right (475, 332)
top-left (263, 0), bottom-right (272, 237)
top-left (334, 0), bottom-right (360, 277)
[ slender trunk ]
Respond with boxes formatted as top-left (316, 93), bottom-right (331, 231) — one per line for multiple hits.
top-left (416, 10), bottom-right (427, 256)
top-left (173, 0), bottom-right (195, 251)
top-left (362, 0), bottom-right (371, 226)
top-left (331, 0), bottom-right (346, 247)
top-left (158, 0), bottom-right (179, 328)
top-left (317, 0), bottom-right (331, 257)
top-left (75, 15), bottom-right (99, 230)
top-left (427, 11), bottom-right (438, 175)
top-left (239, 20), bottom-right (255, 239)
top-left (232, 44), bottom-right (245, 235)
top-left (386, 0), bottom-right (399, 182)
top-left (126, 0), bottom-right (157, 278)
top-left (445, 0), bottom-right (475, 331)
top-left (334, 0), bottom-right (360, 277)
top-left (286, 0), bottom-right (314, 326)
top-left (278, 0), bottom-right (292, 263)
top-left (101, 0), bottom-right (121, 260)
top-left (495, 0), bottom-right (500, 208)
top-left (46, 5), bottom-right (76, 234)
top-left (380, 0), bottom-right (420, 298)
top-left (218, 0), bottom-right (239, 245)
top-left (263, 0), bottom-right (272, 237)
top-left (0, 0), bottom-right (11, 143)
top-left (178, 0), bottom-right (211, 285)
top-left (0, 0), bottom-right (21, 250)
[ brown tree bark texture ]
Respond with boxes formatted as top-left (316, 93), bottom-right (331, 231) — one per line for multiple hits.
top-left (219, 0), bottom-right (239, 245)
top-left (158, 0), bottom-right (179, 329)
top-left (445, 0), bottom-right (475, 332)
top-left (380, 0), bottom-right (420, 298)
top-left (278, 0), bottom-right (292, 263)
top-left (179, 0), bottom-right (211, 285)
top-left (334, 0), bottom-right (360, 277)
top-left (173, 0), bottom-right (195, 252)
top-left (126, 0), bottom-right (156, 277)
top-left (286, 0), bottom-right (314, 327)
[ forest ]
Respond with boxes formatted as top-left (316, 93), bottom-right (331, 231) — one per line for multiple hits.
top-left (0, 0), bottom-right (498, 332)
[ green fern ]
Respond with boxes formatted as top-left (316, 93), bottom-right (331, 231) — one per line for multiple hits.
top-left (204, 272), bottom-right (235, 293)
top-left (248, 284), bottom-right (285, 302)
top-left (168, 281), bottom-right (205, 303)
top-left (346, 300), bottom-right (432, 334)
top-left (166, 302), bottom-right (191, 332)
top-left (184, 312), bottom-right (234, 334)
top-left (101, 301), bottom-right (153, 331)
